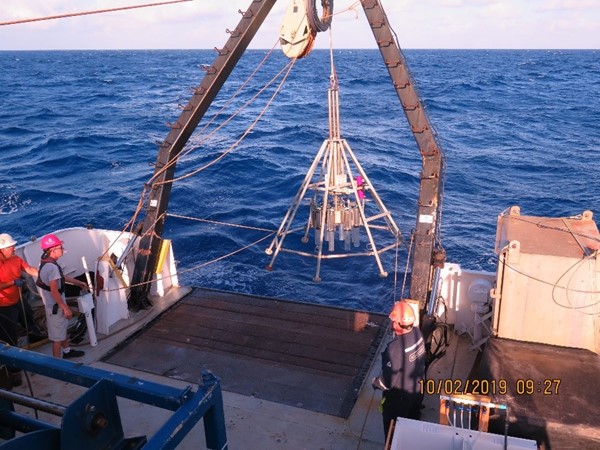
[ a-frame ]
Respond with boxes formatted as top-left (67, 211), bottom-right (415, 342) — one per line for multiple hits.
top-left (129, 0), bottom-right (444, 311)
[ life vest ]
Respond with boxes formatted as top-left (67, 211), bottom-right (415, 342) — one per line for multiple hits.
top-left (36, 258), bottom-right (65, 294)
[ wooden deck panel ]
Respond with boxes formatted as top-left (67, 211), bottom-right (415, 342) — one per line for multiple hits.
top-left (103, 288), bottom-right (388, 417)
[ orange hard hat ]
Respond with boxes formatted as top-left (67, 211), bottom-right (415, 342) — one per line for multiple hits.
top-left (389, 301), bottom-right (415, 327)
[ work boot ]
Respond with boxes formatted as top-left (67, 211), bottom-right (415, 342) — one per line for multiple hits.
top-left (63, 349), bottom-right (85, 359)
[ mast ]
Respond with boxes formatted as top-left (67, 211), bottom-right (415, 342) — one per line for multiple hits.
top-left (129, 0), bottom-right (278, 309)
top-left (360, 0), bottom-right (445, 309)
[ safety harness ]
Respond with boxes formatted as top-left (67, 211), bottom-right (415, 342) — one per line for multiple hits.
top-left (36, 258), bottom-right (65, 294)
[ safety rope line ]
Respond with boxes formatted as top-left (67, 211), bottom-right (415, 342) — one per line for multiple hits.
top-left (551, 253), bottom-right (600, 313)
top-left (103, 231), bottom-right (276, 292)
top-left (117, 39), bottom-right (286, 261)
top-left (146, 38), bottom-right (284, 186)
top-left (400, 231), bottom-right (414, 301)
top-left (0, 0), bottom-right (193, 26)
top-left (153, 56), bottom-right (298, 185)
top-left (494, 212), bottom-right (600, 311)
top-left (167, 213), bottom-right (277, 233)
top-left (121, 39), bottom-right (292, 246)
top-left (94, 208), bottom-right (165, 271)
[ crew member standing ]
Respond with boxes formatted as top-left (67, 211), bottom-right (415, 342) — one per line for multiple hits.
top-left (0, 233), bottom-right (39, 386)
top-left (372, 301), bottom-right (426, 439)
top-left (37, 233), bottom-right (87, 359)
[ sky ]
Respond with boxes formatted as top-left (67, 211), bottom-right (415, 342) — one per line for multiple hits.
top-left (0, 0), bottom-right (598, 50)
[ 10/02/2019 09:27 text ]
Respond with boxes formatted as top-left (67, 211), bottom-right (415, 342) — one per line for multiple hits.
top-left (419, 378), bottom-right (561, 396)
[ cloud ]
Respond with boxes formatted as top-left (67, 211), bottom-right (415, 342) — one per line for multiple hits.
top-left (0, 0), bottom-right (598, 50)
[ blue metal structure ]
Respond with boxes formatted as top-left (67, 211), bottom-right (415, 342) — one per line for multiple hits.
top-left (0, 345), bottom-right (227, 450)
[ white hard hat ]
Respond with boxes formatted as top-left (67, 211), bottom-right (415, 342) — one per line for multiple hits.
top-left (0, 233), bottom-right (17, 250)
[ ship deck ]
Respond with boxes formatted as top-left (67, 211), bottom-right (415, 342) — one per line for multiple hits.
top-left (102, 288), bottom-right (389, 418)
top-left (7, 287), bottom-right (481, 449)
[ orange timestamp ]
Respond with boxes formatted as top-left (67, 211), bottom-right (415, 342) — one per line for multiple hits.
top-left (419, 378), bottom-right (561, 396)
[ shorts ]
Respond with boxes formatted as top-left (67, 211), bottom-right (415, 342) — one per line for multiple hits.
top-left (45, 306), bottom-right (68, 342)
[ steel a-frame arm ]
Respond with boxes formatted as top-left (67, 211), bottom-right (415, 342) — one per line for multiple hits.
top-left (131, 0), bottom-right (444, 311)
top-left (129, 0), bottom-right (278, 307)
top-left (360, 0), bottom-right (445, 309)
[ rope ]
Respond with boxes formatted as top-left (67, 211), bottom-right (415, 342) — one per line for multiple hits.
top-left (167, 213), bottom-right (276, 233)
top-left (0, 0), bottom-right (193, 26)
top-left (146, 38), bottom-right (284, 187)
top-left (400, 231), bottom-right (414, 300)
top-left (120, 38), bottom-right (291, 246)
top-left (109, 231), bottom-right (276, 292)
top-left (154, 57), bottom-right (297, 185)
top-left (510, 213), bottom-right (600, 245)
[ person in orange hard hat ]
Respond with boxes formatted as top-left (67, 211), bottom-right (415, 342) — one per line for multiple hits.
top-left (372, 301), bottom-right (426, 439)
top-left (37, 234), bottom-right (87, 359)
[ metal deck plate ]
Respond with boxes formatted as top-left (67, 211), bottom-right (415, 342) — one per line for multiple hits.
top-left (102, 288), bottom-right (388, 418)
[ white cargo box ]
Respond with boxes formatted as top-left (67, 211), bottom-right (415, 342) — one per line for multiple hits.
top-left (492, 206), bottom-right (600, 354)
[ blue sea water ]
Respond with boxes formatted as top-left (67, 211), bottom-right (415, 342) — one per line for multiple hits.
top-left (1, 49), bottom-right (599, 313)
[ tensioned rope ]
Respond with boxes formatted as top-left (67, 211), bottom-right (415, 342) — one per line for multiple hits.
top-left (152, 57), bottom-right (297, 186)
top-left (0, 0), bottom-right (193, 26)
top-left (122, 2), bottom-right (362, 244)
top-left (167, 213), bottom-right (276, 234)
top-left (146, 41), bottom-right (287, 186)
top-left (114, 38), bottom-right (286, 237)
top-left (103, 39), bottom-right (297, 289)
top-left (121, 39), bottom-right (291, 238)
top-left (104, 231), bottom-right (277, 292)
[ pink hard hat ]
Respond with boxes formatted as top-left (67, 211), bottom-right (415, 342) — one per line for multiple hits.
top-left (40, 233), bottom-right (63, 251)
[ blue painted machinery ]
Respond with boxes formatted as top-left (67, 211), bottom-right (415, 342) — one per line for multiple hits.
top-left (0, 345), bottom-right (227, 449)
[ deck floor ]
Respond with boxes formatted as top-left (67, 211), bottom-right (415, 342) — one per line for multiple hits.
top-left (477, 337), bottom-right (600, 449)
top-left (103, 288), bottom-right (388, 418)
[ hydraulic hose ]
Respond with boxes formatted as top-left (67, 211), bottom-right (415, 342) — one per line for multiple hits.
top-left (305, 0), bottom-right (334, 32)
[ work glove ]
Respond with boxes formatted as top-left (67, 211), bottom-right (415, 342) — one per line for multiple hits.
top-left (372, 376), bottom-right (388, 391)
top-left (13, 279), bottom-right (24, 288)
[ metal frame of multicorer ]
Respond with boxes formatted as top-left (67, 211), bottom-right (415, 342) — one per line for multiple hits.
top-left (130, 0), bottom-right (445, 311)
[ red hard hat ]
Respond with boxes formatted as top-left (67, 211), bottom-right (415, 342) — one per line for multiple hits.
top-left (389, 301), bottom-right (415, 327)
top-left (40, 233), bottom-right (63, 251)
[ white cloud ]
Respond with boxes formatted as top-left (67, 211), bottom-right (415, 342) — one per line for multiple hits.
top-left (0, 0), bottom-right (598, 50)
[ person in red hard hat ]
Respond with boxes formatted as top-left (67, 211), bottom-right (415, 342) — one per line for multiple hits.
top-left (0, 233), bottom-right (39, 386)
top-left (372, 301), bottom-right (426, 439)
top-left (36, 233), bottom-right (87, 359)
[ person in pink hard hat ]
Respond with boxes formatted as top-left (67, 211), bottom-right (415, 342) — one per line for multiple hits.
top-left (36, 233), bottom-right (87, 359)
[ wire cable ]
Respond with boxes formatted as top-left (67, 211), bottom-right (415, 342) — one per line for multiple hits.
top-left (0, 0), bottom-right (194, 26)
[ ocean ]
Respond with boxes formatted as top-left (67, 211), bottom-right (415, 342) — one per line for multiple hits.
top-left (1, 48), bottom-right (599, 313)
